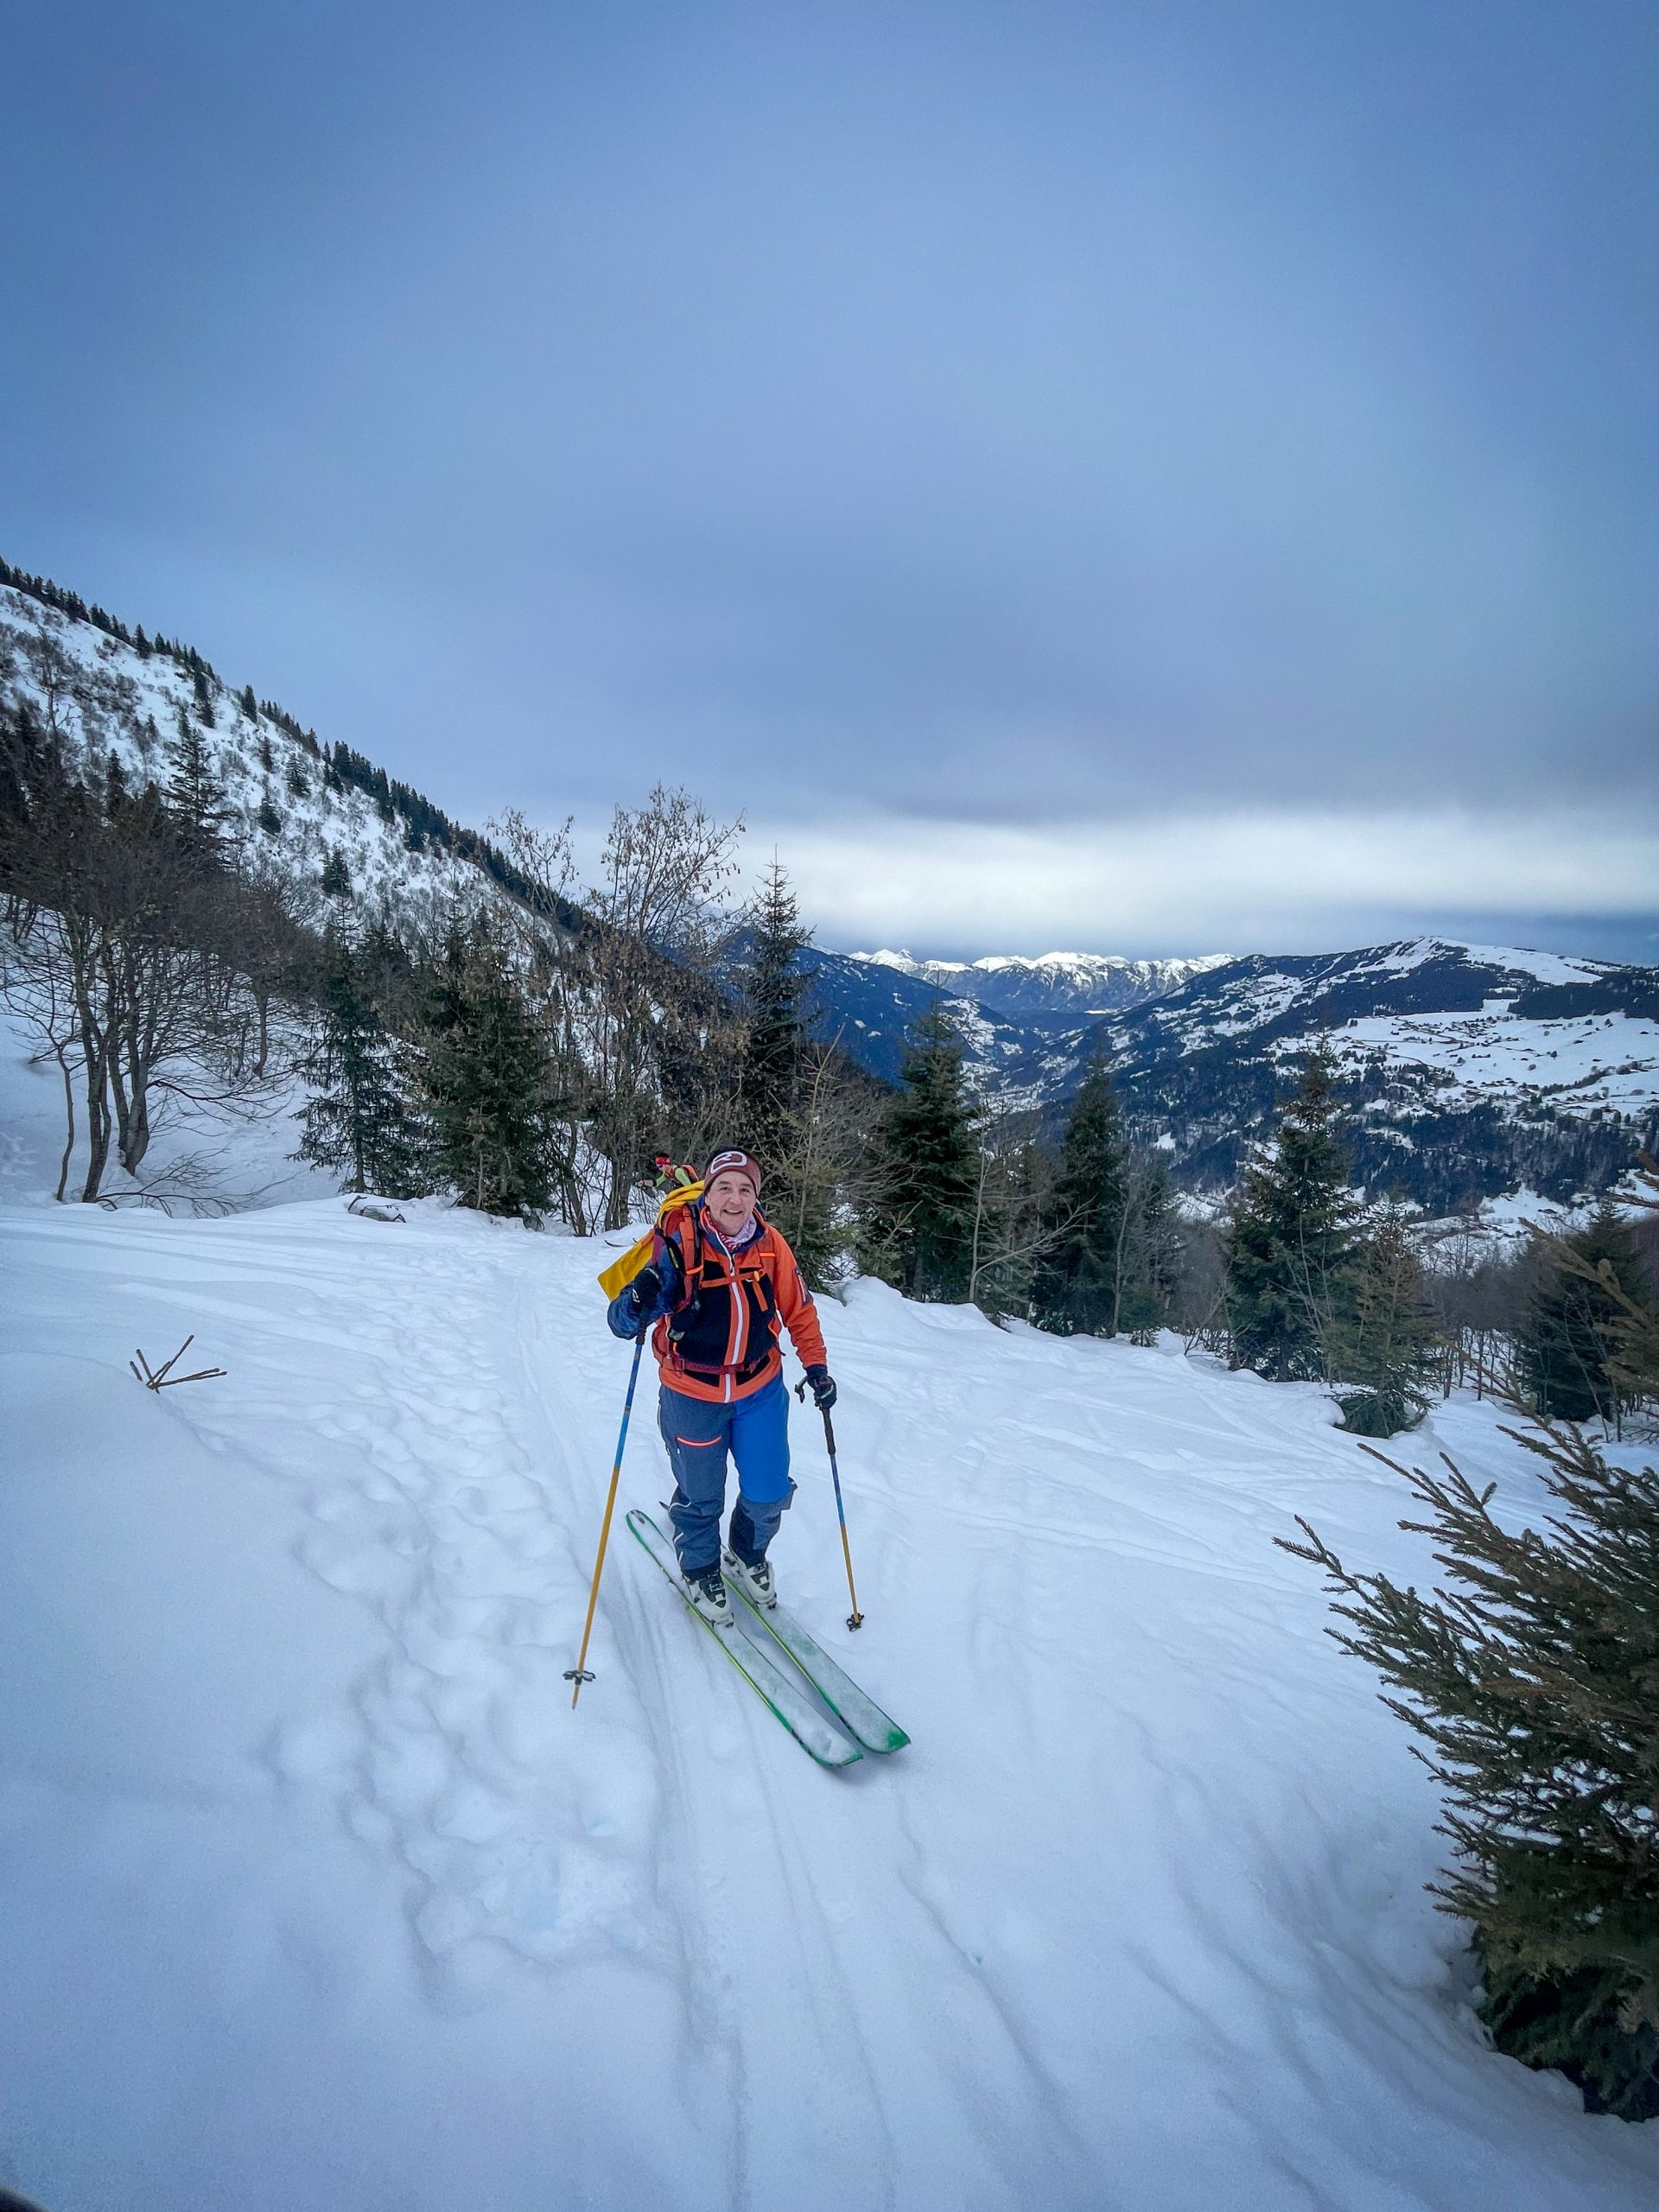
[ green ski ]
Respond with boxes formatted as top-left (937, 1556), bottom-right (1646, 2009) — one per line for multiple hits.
top-left (728, 1580), bottom-right (910, 1756)
top-left (626, 1510), bottom-right (861, 1770)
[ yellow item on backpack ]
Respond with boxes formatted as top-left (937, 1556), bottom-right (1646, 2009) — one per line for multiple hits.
top-left (595, 1180), bottom-right (704, 1300)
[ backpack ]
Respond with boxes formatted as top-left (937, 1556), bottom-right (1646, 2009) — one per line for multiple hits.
top-left (594, 1179), bottom-right (703, 1302)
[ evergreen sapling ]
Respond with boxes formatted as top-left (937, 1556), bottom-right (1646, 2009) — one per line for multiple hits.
top-left (1031, 1055), bottom-right (1131, 1337)
top-left (1334, 1201), bottom-right (1440, 1437)
top-left (420, 924), bottom-right (559, 1220)
top-left (1517, 1200), bottom-right (1649, 1428)
top-left (1282, 1169), bottom-right (1659, 2119)
top-left (858, 1001), bottom-right (980, 1300)
top-left (296, 935), bottom-right (422, 1198)
top-left (1225, 1047), bottom-right (1357, 1381)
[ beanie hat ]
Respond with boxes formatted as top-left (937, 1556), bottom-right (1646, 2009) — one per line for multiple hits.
top-left (703, 1147), bottom-right (763, 1192)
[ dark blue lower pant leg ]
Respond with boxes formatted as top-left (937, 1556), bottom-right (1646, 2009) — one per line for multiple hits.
top-left (658, 1387), bottom-right (730, 1573)
top-left (727, 1377), bottom-right (794, 1567)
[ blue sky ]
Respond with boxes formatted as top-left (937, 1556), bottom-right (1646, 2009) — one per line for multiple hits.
top-left (3, 2), bottom-right (1655, 958)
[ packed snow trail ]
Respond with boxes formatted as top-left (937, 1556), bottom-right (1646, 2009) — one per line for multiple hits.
top-left (2, 1198), bottom-right (1657, 2212)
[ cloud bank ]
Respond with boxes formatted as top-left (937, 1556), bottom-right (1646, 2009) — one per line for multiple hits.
top-left (759, 808), bottom-right (1659, 959)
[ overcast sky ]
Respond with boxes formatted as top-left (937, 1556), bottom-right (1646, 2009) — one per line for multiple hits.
top-left (3, 2), bottom-right (1655, 959)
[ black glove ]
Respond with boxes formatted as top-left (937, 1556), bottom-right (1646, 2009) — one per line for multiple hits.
top-left (804, 1364), bottom-right (836, 1412)
top-left (627, 1265), bottom-right (662, 1319)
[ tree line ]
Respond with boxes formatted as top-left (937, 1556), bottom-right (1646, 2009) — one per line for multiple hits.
top-left (6, 658), bottom-right (1649, 1446)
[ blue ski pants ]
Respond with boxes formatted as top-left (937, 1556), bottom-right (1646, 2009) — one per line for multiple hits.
top-left (658, 1374), bottom-right (795, 1574)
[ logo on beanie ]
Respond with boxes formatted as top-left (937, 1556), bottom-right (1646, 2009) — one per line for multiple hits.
top-left (706, 1148), bottom-right (761, 1187)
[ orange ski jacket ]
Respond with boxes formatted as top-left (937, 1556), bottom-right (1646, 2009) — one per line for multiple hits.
top-left (644, 1203), bottom-right (827, 1404)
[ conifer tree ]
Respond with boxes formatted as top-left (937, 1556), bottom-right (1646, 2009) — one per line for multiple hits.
top-left (256, 791), bottom-right (283, 837)
top-left (739, 860), bottom-right (810, 1157)
top-left (1116, 1154), bottom-right (1182, 1344)
top-left (858, 1001), bottom-right (980, 1300)
top-left (163, 709), bottom-right (231, 864)
top-left (1517, 1200), bottom-right (1649, 1426)
top-left (1332, 1201), bottom-right (1439, 1435)
top-left (286, 759), bottom-right (311, 801)
top-left (731, 861), bottom-right (851, 1280)
top-left (1224, 1047), bottom-right (1357, 1380)
top-left (1282, 1179), bottom-right (1659, 2119)
top-left (1031, 1055), bottom-right (1132, 1335)
top-left (191, 665), bottom-right (217, 728)
top-left (420, 925), bottom-right (558, 1219)
top-left (296, 937), bottom-right (421, 1196)
top-left (320, 848), bottom-right (352, 899)
top-left (104, 750), bottom-right (130, 816)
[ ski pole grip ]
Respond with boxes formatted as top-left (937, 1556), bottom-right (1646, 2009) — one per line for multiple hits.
top-left (794, 1375), bottom-right (837, 1456)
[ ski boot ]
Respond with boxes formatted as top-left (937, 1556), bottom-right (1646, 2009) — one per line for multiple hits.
top-left (683, 1563), bottom-right (734, 1629)
top-left (722, 1547), bottom-right (777, 1611)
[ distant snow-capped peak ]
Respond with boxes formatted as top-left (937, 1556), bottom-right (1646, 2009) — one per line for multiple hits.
top-left (843, 948), bottom-right (1234, 1018)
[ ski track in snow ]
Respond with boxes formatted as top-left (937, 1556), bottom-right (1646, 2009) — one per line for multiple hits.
top-left (3, 1199), bottom-right (1659, 2212)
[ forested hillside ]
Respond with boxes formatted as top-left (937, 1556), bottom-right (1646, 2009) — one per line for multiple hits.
top-left (1103, 940), bottom-right (1659, 1211)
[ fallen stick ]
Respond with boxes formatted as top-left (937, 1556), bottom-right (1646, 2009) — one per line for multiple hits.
top-left (131, 1334), bottom-right (227, 1390)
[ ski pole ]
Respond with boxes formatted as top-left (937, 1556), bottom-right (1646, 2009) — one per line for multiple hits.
top-left (797, 1379), bottom-right (863, 1630)
top-left (565, 1331), bottom-right (646, 1707)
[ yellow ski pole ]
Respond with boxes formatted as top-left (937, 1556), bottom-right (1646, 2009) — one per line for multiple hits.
top-left (566, 1332), bottom-right (646, 1707)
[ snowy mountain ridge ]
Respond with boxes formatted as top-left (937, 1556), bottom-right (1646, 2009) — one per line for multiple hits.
top-left (849, 945), bottom-right (1231, 1018)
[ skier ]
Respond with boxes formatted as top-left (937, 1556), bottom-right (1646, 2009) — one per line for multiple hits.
top-left (607, 1147), bottom-right (836, 1627)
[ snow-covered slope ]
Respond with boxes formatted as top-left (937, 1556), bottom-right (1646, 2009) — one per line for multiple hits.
top-left (1105, 938), bottom-right (1659, 1210)
top-left (0, 999), bottom-right (335, 1213)
top-left (0, 580), bottom-right (537, 944)
top-left (4, 1197), bottom-right (1659, 2211)
top-left (852, 946), bottom-right (1231, 1017)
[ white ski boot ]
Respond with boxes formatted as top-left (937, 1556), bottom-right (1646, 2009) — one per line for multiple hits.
top-left (683, 1563), bottom-right (734, 1629)
top-left (722, 1548), bottom-right (778, 1611)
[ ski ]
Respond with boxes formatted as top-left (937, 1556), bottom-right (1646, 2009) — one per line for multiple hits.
top-left (728, 1583), bottom-right (910, 1756)
top-left (626, 1510), bottom-right (862, 1770)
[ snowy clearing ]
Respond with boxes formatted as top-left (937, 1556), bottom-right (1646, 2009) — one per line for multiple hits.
top-left (3, 1200), bottom-right (1657, 2212)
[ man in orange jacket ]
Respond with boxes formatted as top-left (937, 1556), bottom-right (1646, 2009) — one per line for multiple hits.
top-left (606, 1147), bottom-right (836, 1626)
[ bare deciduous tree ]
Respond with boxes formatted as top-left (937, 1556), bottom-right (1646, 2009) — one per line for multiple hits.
top-left (2, 697), bottom-right (305, 1205)
top-left (574, 785), bottom-right (745, 1229)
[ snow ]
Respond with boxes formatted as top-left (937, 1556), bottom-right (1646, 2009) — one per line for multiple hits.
top-left (0, 1002), bottom-right (336, 1214)
top-left (858, 947), bottom-right (931, 970)
top-left (849, 947), bottom-right (1232, 992)
top-left (1359, 938), bottom-right (1614, 988)
top-left (1307, 1009), bottom-right (1659, 1116)
top-left (4, 1191), bottom-right (1657, 2209)
top-left (1455, 943), bottom-right (1611, 986)
top-left (1357, 937), bottom-right (1605, 982)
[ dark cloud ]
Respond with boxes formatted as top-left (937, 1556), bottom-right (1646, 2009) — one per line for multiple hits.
top-left (2, 3), bottom-right (1654, 949)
